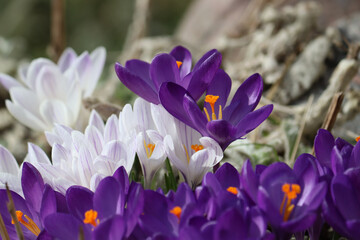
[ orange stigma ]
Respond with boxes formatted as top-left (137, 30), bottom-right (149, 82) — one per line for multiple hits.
top-left (227, 186), bottom-right (238, 195)
top-left (170, 206), bottom-right (182, 220)
top-left (83, 209), bottom-right (100, 227)
top-left (143, 140), bottom-right (156, 158)
top-left (280, 183), bottom-right (301, 221)
top-left (176, 61), bottom-right (183, 68)
top-left (191, 144), bottom-right (204, 152)
top-left (204, 95), bottom-right (222, 121)
top-left (356, 136), bottom-right (360, 142)
top-left (11, 210), bottom-right (40, 236)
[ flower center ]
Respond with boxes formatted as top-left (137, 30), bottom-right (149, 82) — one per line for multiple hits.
top-left (280, 183), bottom-right (301, 222)
top-left (83, 209), bottom-right (100, 227)
top-left (169, 206), bottom-right (182, 220)
top-left (204, 95), bottom-right (222, 121)
top-left (11, 210), bottom-right (40, 236)
top-left (227, 186), bottom-right (238, 195)
top-left (143, 140), bottom-right (155, 158)
top-left (191, 144), bottom-right (204, 152)
top-left (356, 136), bottom-right (360, 142)
top-left (176, 61), bottom-right (183, 68)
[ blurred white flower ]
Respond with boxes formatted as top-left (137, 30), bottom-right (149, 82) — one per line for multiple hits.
top-left (0, 145), bottom-right (21, 194)
top-left (0, 47), bottom-right (106, 131)
top-left (25, 110), bottom-right (135, 194)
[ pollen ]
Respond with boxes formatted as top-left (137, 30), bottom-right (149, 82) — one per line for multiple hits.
top-left (280, 183), bottom-right (301, 222)
top-left (191, 144), bottom-right (204, 152)
top-left (143, 140), bottom-right (156, 158)
top-left (204, 95), bottom-right (222, 121)
top-left (11, 210), bottom-right (40, 236)
top-left (356, 136), bottom-right (360, 142)
top-left (176, 61), bottom-right (183, 68)
top-left (170, 206), bottom-right (182, 220)
top-left (83, 209), bottom-right (100, 227)
top-left (227, 186), bottom-right (238, 195)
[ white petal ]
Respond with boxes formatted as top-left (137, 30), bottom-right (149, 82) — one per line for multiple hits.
top-left (93, 155), bottom-right (115, 176)
top-left (18, 63), bottom-right (29, 83)
top-left (26, 58), bottom-right (55, 90)
top-left (164, 135), bottom-right (188, 177)
top-left (89, 173), bottom-right (105, 192)
top-left (0, 73), bottom-right (22, 90)
top-left (133, 98), bottom-right (155, 131)
top-left (101, 140), bottom-right (127, 161)
top-left (9, 87), bottom-right (42, 119)
top-left (39, 99), bottom-right (70, 127)
top-left (104, 115), bottom-right (119, 142)
top-left (0, 145), bottom-right (19, 175)
top-left (151, 104), bottom-right (177, 137)
top-left (85, 125), bottom-right (105, 155)
top-left (188, 150), bottom-right (212, 186)
top-left (27, 143), bottom-right (51, 164)
top-left (77, 146), bottom-right (94, 187)
top-left (0, 174), bottom-right (22, 195)
top-left (6, 100), bottom-right (48, 131)
top-left (89, 110), bottom-right (105, 134)
top-left (58, 48), bottom-right (77, 72)
top-left (199, 137), bottom-right (223, 165)
top-left (35, 65), bottom-right (67, 99)
top-left (83, 47), bottom-right (106, 97)
top-left (51, 143), bottom-right (71, 167)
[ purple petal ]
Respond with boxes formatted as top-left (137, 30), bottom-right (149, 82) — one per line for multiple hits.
top-left (113, 166), bottom-right (130, 195)
top-left (94, 177), bottom-right (120, 219)
top-left (150, 53), bottom-right (179, 89)
top-left (66, 186), bottom-right (94, 221)
top-left (214, 162), bottom-right (240, 190)
top-left (206, 120), bottom-right (237, 150)
top-left (40, 185), bottom-right (58, 228)
top-left (125, 59), bottom-right (152, 86)
top-left (173, 183), bottom-right (195, 207)
top-left (193, 49), bottom-right (218, 71)
top-left (93, 215), bottom-right (125, 240)
top-left (240, 160), bottom-right (258, 203)
top-left (202, 172), bottom-right (222, 194)
top-left (204, 69), bottom-right (231, 117)
top-left (44, 213), bottom-right (87, 240)
top-left (214, 208), bottom-right (247, 240)
top-left (115, 62), bottom-right (159, 104)
top-left (314, 129), bottom-right (335, 169)
top-left (169, 46), bottom-right (192, 80)
top-left (350, 141), bottom-right (360, 168)
top-left (187, 51), bottom-right (222, 101)
top-left (223, 73), bottom-right (263, 125)
top-left (183, 94), bottom-right (208, 135)
top-left (125, 183), bottom-right (144, 236)
top-left (159, 82), bottom-right (195, 128)
top-left (235, 104), bottom-right (273, 138)
top-left (22, 162), bottom-right (45, 213)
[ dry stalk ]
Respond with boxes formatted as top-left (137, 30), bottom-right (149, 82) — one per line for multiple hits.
top-left (289, 95), bottom-right (314, 166)
top-left (78, 225), bottom-right (84, 240)
top-left (5, 183), bottom-right (24, 240)
top-left (0, 212), bottom-right (10, 240)
top-left (50, 0), bottom-right (65, 61)
top-left (321, 92), bottom-right (344, 131)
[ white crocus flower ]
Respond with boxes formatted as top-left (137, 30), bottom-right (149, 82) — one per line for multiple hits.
top-left (120, 98), bottom-right (167, 188)
top-left (25, 110), bottom-right (135, 194)
top-left (0, 47), bottom-right (106, 131)
top-left (0, 145), bottom-right (21, 194)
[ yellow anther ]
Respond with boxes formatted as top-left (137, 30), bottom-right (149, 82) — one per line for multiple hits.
top-left (83, 209), bottom-right (99, 228)
top-left (183, 145), bottom-right (190, 164)
top-left (282, 183), bottom-right (290, 193)
top-left (291, 184), bottom-right (301, 194)
top-left (143, 140), bottom-right (156, 158)
top-left (170, 206), bottom-right (182, 220)
top-left (176, 61), bottom-right (183, 68)
top-left (279, 183), bottom-right (302, 222)
top-left (191, 144), bottom-right (204, 152)
top-left (227, 186), bottom-right (238, 195)
top-left (11, 210), bottom-right (40, 236)
top-left (205, 95), bottom-right (219, 120)
top-left (203, 107), bottom-right (211, 122)
top-left (356, 136), bottom-right (360, 142)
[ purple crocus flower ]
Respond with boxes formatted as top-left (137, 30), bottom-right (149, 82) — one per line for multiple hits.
top-left (0, 162), bottom-right (67, 239)
top-left (43, 167), bottom-right (144, 240)
top-left (115, 46), bottom-right (222, 104)
top-left (314, 128), bottom-right (360, 176)
top-left (322, 168), bottom-right (360, 240)
top-left (257, 154), bottom-right (327, 239)
top-left (159, 72), bottom-right (273, 150)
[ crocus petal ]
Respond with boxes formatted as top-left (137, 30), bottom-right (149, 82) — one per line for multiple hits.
top-left (125, 59), bottom-right (152, 86)
top-left (115, 62), bottom-right (159, 104)
top-left (27, 143), bottom-right (51, 165)
top-left (93, 177), bottom-right (120, 219)
top-left (169, 46), bottom-right (192, 79)
top-left (66, 186), bottom-right (94, 221)
top-left (314, 129), bottom-right (335, 169)
top-left (159, 82), bottom-right (195, 128)
top-left (35, 66), bottom-right (67, 100)
top-left (104, 115), bottom-right (120, 143)
top-left (187, 50), bottom-right (222, 101)
top-left (88, 110), bottom-right (105, 135)
top-left (0, 73), bottom-right (22, 90)
top-left (350, 141), bottom-right (360, 167)
top-left (150, 53), bottom-right (180, 90)
top-left (235, 104), bottom-right (273, 138)
top-left (44, 213), bottom-right (86, 240)
top-left (26, 58), bottom-right (56, 90)
top-left (93, 215), bottom-right (125, 240)
top-left (22, 162), bottom-right (45, 213)
top-left (85, 125), bottom-right (105, 155)
top-left (240, 159), bottom-right (258, 203)
top-left (83, 46), bottom-right (106, 97)
top-left (125, 183), bottom-right (144, 236)
top-left (183, 94), bottom-right (209, 136)
top-left (215, 162), bottom-right (240, 190)
top-left (214, 208), bottom-right (247, 240)
top-left (40, 185), bottom-right (57, 226)
top-left (206, 120), bottom-right (237, 150)
top-left (0, 145), bottom-right (19, 175)
top-left (223, 73), bottom-right (263, 124)
top-left (39, 99), bottom-right (69, 127)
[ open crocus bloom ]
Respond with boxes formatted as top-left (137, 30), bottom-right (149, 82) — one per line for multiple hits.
top-left (115, 46), bottom-right (222, 104)
top-left (159, 72), bottom-right (273, 150)
top-left (257, 154), bottom-right (327, 239)
top-left (0, 47), bottom-right (106, 131)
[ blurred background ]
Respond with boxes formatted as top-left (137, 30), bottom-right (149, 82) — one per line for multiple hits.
top-left (1, 0), bottom-right (360, 166)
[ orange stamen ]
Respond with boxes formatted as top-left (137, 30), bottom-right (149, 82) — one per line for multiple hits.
top-left (191, 144), bottom-right (204, 152)
top-left (83, 209), bottom-right (99, 227)
top-left (176, 61), bottom-right (183, 68)
top-left (279, 183), bottom-right (301, 222)
top-left (356, 136), bottom-right (360, 142)
top-left (11, 210), bottom-right (40, 236)
top-left (227, 186), bottom-right (238, 195)
top-left (170, 206), bottom-right (182, 220)
top-left (143, 140), bottom-right (156, 158)
top-left (205, 95), bottom-right (221, 121)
